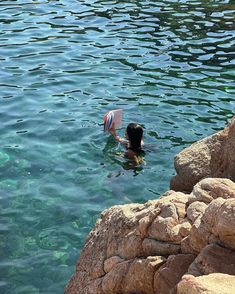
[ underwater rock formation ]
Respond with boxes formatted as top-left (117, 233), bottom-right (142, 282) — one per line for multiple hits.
top-left (65, 117), bottom-right (235, 294)
top-left (65, 178), bottom-right (235, 294)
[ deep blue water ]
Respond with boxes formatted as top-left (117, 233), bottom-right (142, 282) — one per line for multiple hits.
top-left (0, 0), bottom-right (234, 293)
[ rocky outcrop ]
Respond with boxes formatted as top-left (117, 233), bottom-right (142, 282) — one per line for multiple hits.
top-left (177, 273), bottom-right (235, 294)
top-left (65, 178), bottom-right (235, 294)
top-left (154, 254), bottom-right (195, 294)
top-left (65, 117), bottom-right (235, 293)
top-left (170, 117), bottom-right (235, 192)
top-left (187, 244), bottom-right (235, 277)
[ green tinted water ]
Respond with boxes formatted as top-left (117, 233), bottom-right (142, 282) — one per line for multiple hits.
top-left (0, 0), bottom-right (234, 292)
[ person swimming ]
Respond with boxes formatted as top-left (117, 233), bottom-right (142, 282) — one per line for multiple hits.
top-left (109, 122), bottom-right (144, 164)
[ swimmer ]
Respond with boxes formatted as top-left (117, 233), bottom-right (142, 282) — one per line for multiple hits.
top-left (109, 123), bottom-right (144, 164)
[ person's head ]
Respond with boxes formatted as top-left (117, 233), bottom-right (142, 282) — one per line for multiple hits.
top-left (126, 123), bottom-right (143, 151)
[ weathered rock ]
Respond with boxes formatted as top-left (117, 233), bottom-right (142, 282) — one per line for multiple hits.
top-left (188, 198), bottom-right (235, 252)
top-left (170, 134), bottom-right (218, 192)
top-left (187, 201), bottom-right (207, 223)
top-left (65, 272), bottom-right (103, 294)
top-left (187, 217), bottom-right (211, 253)
top-left (65, 192), bottom-right (190, 293)
top-left (142, 238), bottom-right (181, 256)
top-left (104, 256), bottom-right (124, 273)
top-left (181, 236), bottom-right (194, 254)
top-left (203, 198), bottom-right (235, 250)
top-left (65, 178), bottom-right (235, 294)
top-left (102, 259), bottom-right (130, 293)
top-left (177, 273), bottom-right (235, 294)
top-left (190, 178), bottom-right (235, 204)
top-left (154, 254), bottom-right (196, 294)
top-left (102, 256), bottom-right (166, 294)
top-left (187, 244), bottom-right (235, 277)
top-left (65, 203), bottom-right (147, 293)
top-left (147, 192), bottom-right (189, 243)
top-left (177, 220), bottom-right (192, 237)
top-left (171, 117), bottom-right (235, 192)
top-left (105, 204), bottom-right (146, 260)
top-left (121, 256), bottom-right (166, 294)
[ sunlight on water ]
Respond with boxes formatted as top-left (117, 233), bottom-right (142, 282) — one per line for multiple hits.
top-left (0, 0), bottom-right (234, 292)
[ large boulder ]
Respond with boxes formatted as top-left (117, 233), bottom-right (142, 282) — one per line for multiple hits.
top-left (189, 178), bottom-right (235, 204)
top-left (154, 254), bottom-right (195, 294)
top-left (170, 117), bottom-right (235, 192)
top-left (187, 244), bottom-right (235, 277)
top-left (188, 198), bottom-right (235, 253)
top-left (102, 256), bottom-right (165, 294)
top-left (65, 178), bottom-right (235, 294)
top-left (65, 192), bottom-right (190, 293)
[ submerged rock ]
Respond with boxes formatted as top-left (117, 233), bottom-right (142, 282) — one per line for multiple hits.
top-left (0, 150), bottom-right (10, 168)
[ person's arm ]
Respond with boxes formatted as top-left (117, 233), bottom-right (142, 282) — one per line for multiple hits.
top-left (109, 124), bottom-right (129, 146)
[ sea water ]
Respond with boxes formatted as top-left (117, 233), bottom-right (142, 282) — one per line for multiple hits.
top-left (0, 0), bottom-right (234, 293)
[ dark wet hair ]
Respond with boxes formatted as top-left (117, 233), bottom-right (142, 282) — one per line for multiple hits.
top-left (126, 123), bottom-right (143, 152)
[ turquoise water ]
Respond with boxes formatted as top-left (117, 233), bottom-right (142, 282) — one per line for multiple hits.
top-left (0, 0), bottom-right (234, 292)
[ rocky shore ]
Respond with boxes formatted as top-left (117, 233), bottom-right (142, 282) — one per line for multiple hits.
top-left (65, 117), bottom-right (235, 294)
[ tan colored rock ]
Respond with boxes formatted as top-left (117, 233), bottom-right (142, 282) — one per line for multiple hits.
top-left (104, 256), bottom-right (124, 273)
top-left (171, 117), bottom-right (235, 192)
top-left (65, 272), bottom-right (103, 294)
top-left (177, 220), bottom-right (192, 237)
top-left (142, 238), bottom-right (181, 256)
top-left (177, 273), bottom-right (235, 294)
top-left (64, 206), bottom-right (111, 293)
top-left (187, 244), bottom-right (235, 277)
top-left (65, 177), bottom-right (235, 294)
top-left (102, 256), bottom-right (166, 294)
top-left (188, 197), bottom-right (235, 252)
top-left (188, 217), bottom-right (211, 253)
top-left (170, 134), bottom-right (216, 192)
top-left (190, 178), bottom-right (235, 204)
top-left (84, 278), bottom-right (103, 294)
top-left (154, 254), bottom-right (196, 294)
top-left (122, 256), bottom-right (166, 294)
top-left (147, 192), bottom-right (188, 243)
top-left (181, 236), bottom-right (194, 254)
top-left (105, 204), bottom-right (146, 259)
top-left (66, 192), bottom-right (189, 293)
top-left (102, 260), bottom-right (130, 293)
top-left (65, 203), bottom-right (142, 293)
top-left (187, 201), bottom-right (207, 223)
top-left (202, 198), bottom-right (235, 250)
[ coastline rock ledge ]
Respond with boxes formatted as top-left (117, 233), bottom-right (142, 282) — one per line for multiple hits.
top-left (65, 117), bottom-right (235, 294)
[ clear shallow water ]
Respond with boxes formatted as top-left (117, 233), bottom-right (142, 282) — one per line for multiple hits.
top-left (0, 0), bottom-right (234, 292)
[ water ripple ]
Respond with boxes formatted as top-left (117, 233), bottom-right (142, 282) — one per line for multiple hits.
top-left (0, 0), bottom-right (235, 293)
